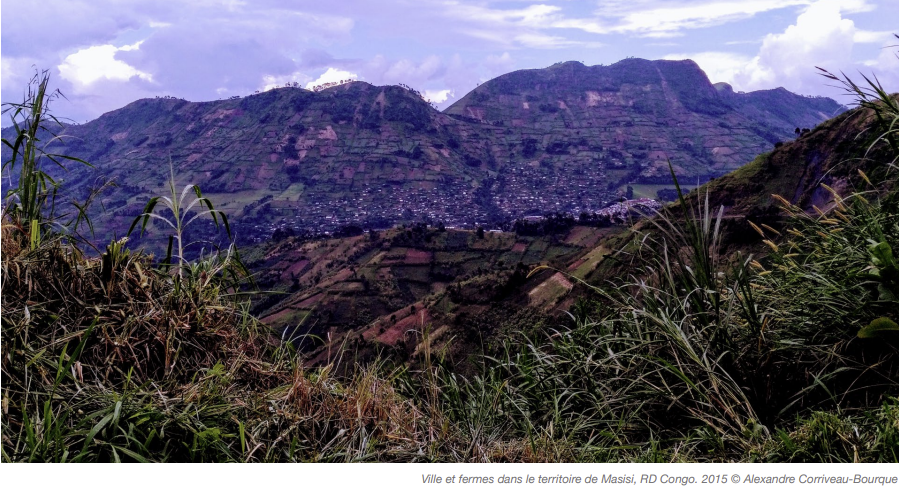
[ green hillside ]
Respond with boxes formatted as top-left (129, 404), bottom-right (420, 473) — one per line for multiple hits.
top-left (2, 59), bottom-right (843, 251)
top-left (2, 70), bottom-right (896, 463)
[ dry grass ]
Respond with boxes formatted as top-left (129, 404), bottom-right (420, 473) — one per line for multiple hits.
top-left (0, 225), bottom-right (550, 462)
top-left (2, 234), bottom-right (266, 385)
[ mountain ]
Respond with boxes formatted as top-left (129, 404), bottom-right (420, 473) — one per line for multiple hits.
top-left (5, 58), bottom-right (843, 246)
top-left (3, 61), bottom-right (894, 463)
top-left (249, 93), bottom-right (892, 369)
top-left (445, 59), bottom-right (841, 176)
top-left (29, 84), bottom-right (490, 244)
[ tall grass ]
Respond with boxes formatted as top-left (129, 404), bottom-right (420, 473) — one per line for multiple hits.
top-left (420, 81), bottom-right (898, 462)
top-left (455, 169), bottom-right (897, 460)
top-left (0, 225), bottom-right (461, 461)
top-left (457, 84), bottom-right (898, 460)
top-left (2, 70), bottom-right (92, 249)
top-left (817, 62), bottom-right (898, 167)
top-left (128, 158), bottom-right (232, 276)
top-left (0, 74), bottom-right (444, 463)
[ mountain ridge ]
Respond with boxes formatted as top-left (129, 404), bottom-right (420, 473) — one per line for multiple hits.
top-left (245, 95), bottom-right (891, 370)
top-left (3, 58), bottom-right (844, 247)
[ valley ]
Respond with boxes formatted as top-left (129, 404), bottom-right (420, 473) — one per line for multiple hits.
top-left (4, 58), bottom-right (842, 248)
top-left (2, 56), bottom-right (895, 464)
top-left (244, 219), bottom-right (627, 368)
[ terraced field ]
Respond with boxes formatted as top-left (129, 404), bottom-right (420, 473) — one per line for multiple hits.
top-left (246, 223), bottom-right (605, 363)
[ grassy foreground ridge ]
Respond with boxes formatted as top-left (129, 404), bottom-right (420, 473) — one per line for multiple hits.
top-left (1, 70), bottom-right (897, 462)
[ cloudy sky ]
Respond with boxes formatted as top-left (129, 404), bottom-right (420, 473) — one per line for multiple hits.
top-left (2, 0), bottom-right (897, 123)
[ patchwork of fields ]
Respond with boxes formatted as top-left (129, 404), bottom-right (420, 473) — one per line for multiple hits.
top-left (245, 224), bottom-right (621, 364)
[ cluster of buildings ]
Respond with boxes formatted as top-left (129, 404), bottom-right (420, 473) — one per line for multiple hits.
top-left (593, 197), bottom-right (661, 222)
top-left (239, 155), bottom-right (652, 243)
top-left (492, 159), bottom-right (619, 218)
top-left (241, 177), bottom-right (494, 242)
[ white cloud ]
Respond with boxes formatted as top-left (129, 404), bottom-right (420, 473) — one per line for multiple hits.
top-left (58, 43), bottom-right (152, 87)
top-left (665, 0), bottom-right (898, 100)
top-left (853, 30), bottom-right (895, 43)
top-left (261, 71), bottom-right (312, 91)
top-left (606, 1), bottom-right (813, 37)
top-left (435, 0), bottom-right (869, 46)
top-left (423, 89), bottom-right (453, 104)
top-left (543, 0), bottom-right (877, 38)
top-left (353, 54), bottom-right (452, 88)
top-left (485, 52), bottom-right (515, 75)
top-left (4, 0), bottom-right (892, 123)
top-left (304, 67), bottom-right (359, 90)
top-left (442, 2), bottom-right (603, 48)
top-left (447, 2), bottom-right (562, 28)
top-left (578, 0), bottom-right (877, 36)
top-left (513, 32), bottom-right (582, 49)
top-left (455, 0), bottom-right (812, 39)
top-left (438, 0), bottom-right (885, 47)
top-left (383, 55), bottom-right (444, 82)
top-left (663, 51), bottom-right (753, 84)
top-left (735, 0), bottom-right (856, 90)
top-left (2, 1), bottom-right (358, 121)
